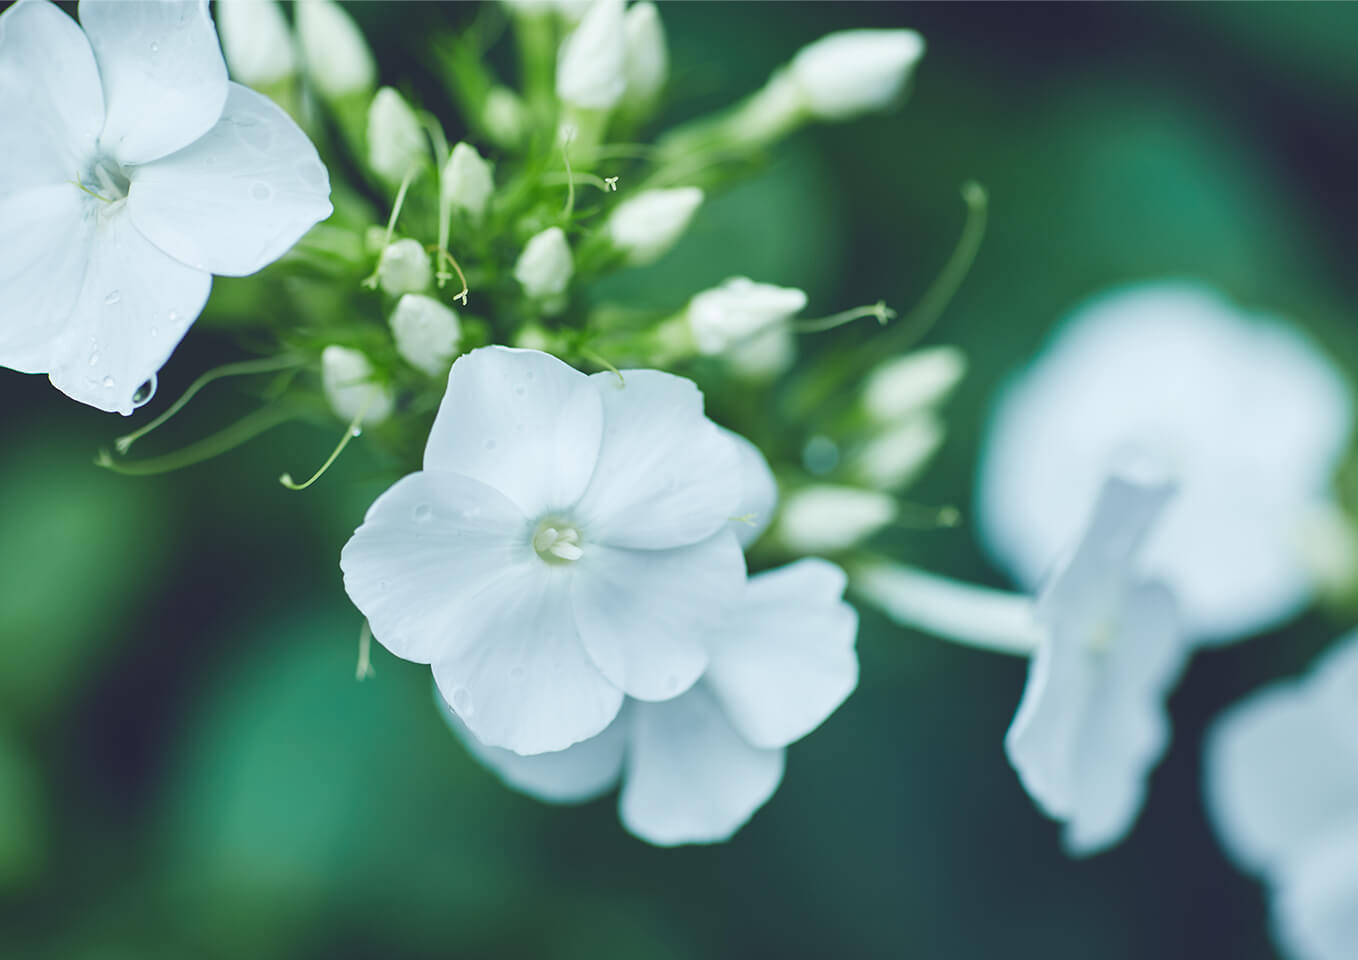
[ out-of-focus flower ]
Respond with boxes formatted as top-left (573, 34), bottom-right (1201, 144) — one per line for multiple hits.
top-left (367, 87), bottom-right (426, 185)
top-left (555, 0), bottom-right (626, 111)
top-left (442, 142), bottom-right (493, 223)
top-left (685, 277), bottom-right (807, 356)
top-left (606, 186), bottom-right (703, 265)
top-left (978, 284), bottom-right (1353, 644)
top-left (377, 238), bottom-right (432, 296)
top-left (775, 485), bottom-right (896, 555)
top-left (1207, 631), bottom-right (1358, 960)
top-left (621, 1), bottom-right (666, 114)
top-left (725, 324), bottom-right (796, 382)
top-left (442, 558), bottom-right (858, 845)
top-left (852, 414), bottom-right (945, 492)
top-left (514, 226), bottom-right (574, 299)
top-left (341, 347), bottom-right (748, 755)
top-left (295, 0), bottom-right (374, 100)
top-left (0, 0), bottom-right (331, 413)
top-left (789, 29), bottom-right (924, 120)
top-left (861, 345), bottom-right (966, 424)
top-left (389, 294), bottom-right (461, 377)
top-left (216, 0), bottom-right (295, 88)
top-left (322, 345), bottom-right (393, 425)
top-left (482, 86), bottom-right (526, 149)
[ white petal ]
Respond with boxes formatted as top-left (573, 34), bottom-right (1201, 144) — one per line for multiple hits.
top-left (572, 532), bottom-right (745, 701)
top-left (726, 428), bottom-right (778, 549)
top-left (705, 559), bottom-right (858, 750)
top-left (575, 370), bottom-right (741, 549)
top-left (1273, 820), bottom-right (1358, 960)
top-left (79, 0), bottom-right (229, 165)
top-left (423, 347), bottom-right (604, 520)
top-left (432, 572), bottom-right (624, 756)
top-left (0, 186), bottom-right (95, 374)
top-left (127, 82), bottom-right (332, 277)
top-left (0, 0), bottom-right (104, 195)
top-left (47, 208), bottom-right (210, 414)
top-left (339, 471), bottom-right (530, 665)
top-left (620, 685), bottom-right (784, 846)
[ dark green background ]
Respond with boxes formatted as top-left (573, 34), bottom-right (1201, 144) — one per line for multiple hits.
top-left (4, 2), bottom-right (1358, 956)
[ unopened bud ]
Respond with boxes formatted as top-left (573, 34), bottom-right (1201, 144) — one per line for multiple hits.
top-left (776, 485), bottom-right (897, 554)
top-left (378, 238), bottom-right (432, 296)
top-left (862, 346), bottom-right (966, 423)
top-left (442, 142), bottom-right (494, 223)
top-left (296, 0), bottom-right (376, 99)
top-left (606, 186), bottom-right (703, 265)
top-left (556, 0), bottom-right (626, 110)
top-left (790, 29), bottom-right (925, 120)
top-left (322, 345), bottom-right (393, 425)
top-left (368, 87), bottom-right (427, 184)
top-left (621, 1), bottom-right (667, 113)
top-left (389, 295), bottom-right (462, 377)
top-left (217, 0), bottom-right (296, 88)
top-left (514, 227), bottom-right (574, 299)
top-left (686, 277), bottom-right (806, 355)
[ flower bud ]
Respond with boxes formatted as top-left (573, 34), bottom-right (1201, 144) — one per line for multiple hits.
top-left (367, 87), bottom-right (426, 184)
top-left (606, 186), bottom-right (703, 265)
top-left (726, 326), bottom-right (796, 381)
top-left (322, 346), bottom-right (393, 425)
top-left (217, 0), bottom-right (296, 88)
top-left (776, 485), bottom-right (897, 555)
top-left (483, 86), bottom-right (527, 148)
top-left (622, 1), bottom-right (667, 113)
top-left (853, 415), bottom-right (945, 492)
top-left (686, 277), bottom-right (806, 355)
top-left (378, 238), bottom-right (432, 296)
top-left (556, 0), bottom-right (626, 111)
top-left (789, 30), bottom-right (925, 120)
top-left (514, 227), bottom-right (574, 299)
top-left (442, 143), bottom-right (494, 223)
top-left (296, 0), bottom-right (376, 100)
top-left (862, 345), bottom-right (966, 423)
top-left (389, 294), bottom-right (462, 377)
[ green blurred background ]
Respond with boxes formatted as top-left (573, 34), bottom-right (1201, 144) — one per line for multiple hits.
top-left (4, 2), bottom-right (1358, 956)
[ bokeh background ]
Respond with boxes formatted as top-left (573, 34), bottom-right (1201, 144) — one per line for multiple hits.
top-left (4, 2), bottom-right (1358, 957)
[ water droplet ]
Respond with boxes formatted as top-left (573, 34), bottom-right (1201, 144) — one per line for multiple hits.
top-left (167, 310), bottom-right (179, 324)
top-left (451, 688), bottom-right (474, 716)
top-left (350, 426), bottom-right (362, 437)
top-left (514, 385), bottom-right (526, 396)
top-left (250, 181), bottom-right (272, 202)
top-left (88, 351), bottom-right (100, 367)
top-left (483, 439), bottom-right (496, 450)
top-left (150, 41), bottom-right (159, 53)
top-left (101, 376), bottom-right (115, 389)
top-left (297, 160), bottom-right (326, 186)
top-left (525, 371), bottom-right (535, 381)
top-left (414, 503), bottom-right (433, 523)
top-left (150, 326), bottom-right (159, 338)
top-left (509, 666), bottom-right (525, 682)
top-left (132, 375), bottom-right (157, 408)
top-left (233, 116), bottom-right (273, 151)
top-left (104, 290), bottom-right (121, 305)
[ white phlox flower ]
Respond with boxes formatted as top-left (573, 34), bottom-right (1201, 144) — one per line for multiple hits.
top-left (978, 283), bottom-right (1353, 644)
top-left (685, 277), bottom-right (807, 357)
top-left (0, 0), bottom-right (332, 414)
top-left (341, 347), bottom-right (750, 756)
top-left (1206, 630), bottom-right (1358, 960)
top-left (441, 557), bottom-right (858, 846)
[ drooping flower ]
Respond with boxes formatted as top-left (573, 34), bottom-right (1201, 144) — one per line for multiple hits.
top-left (0, 0), bottom-right (332, 414)
top-left (441, 558), bottom-right (858, 846)
top-left (978, 283), bottom-right (1353, 644)
top-left (341, 347), bottom-right (749, 755)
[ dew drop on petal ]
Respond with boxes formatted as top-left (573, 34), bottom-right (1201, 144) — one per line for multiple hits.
top-left (88, 351), bottom-right (100, 367)
top-left (451, 688), bottom-right (474, 716)
top-left (102, 376), bottom-right (115, 389)
top-left (250, 182), bottom-right (273, 202)
top-left (104, 290), bottom-right (121, 305)
top-left (150, 326), bottom-right (159, 338)
top-left (413, 503), bottom-right (433, 523)
top-left (509, 666), bottom-right (525, 682)
top-left (297, 160), bottom-right (326, 186)
top-left (149, 41), bottom-right (159, 54)
top-left (132, 376), bottom-right (157, 408)
top-left (350, 426), bottom-right (362, 437)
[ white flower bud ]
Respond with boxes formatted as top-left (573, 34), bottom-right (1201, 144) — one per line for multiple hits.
top-left (442, 142), bottom-right (494, 223)
top-left (622, 1), bottom-right (667, 112)
top-left (776, 485), bottom-right (898, 555)
top-left (378, 238), bottom-right (432, 296)
top-left (686, 277), bottom-right (806, 355)
top-left (514, 227), bottom-right (574, 299)
top-left (854, 415), bottom-right (945, 492)
top-left (606, 186), bottom-right (703, 265)
top-left (216, 0), bottom-right (296, 88)
top-left (296, 0), bottom-right (376, 99)
top-left (483, 86), bottom-right (527, 148)
top-left (389, 295), bottom-right (463, 377)
top-left (789, 30), bottom-right (925, 120)
top-left (367, 87), bottom-right (426, 183)
top-left (322, 345), bottom-right (393, 425)
top-left (726, 325), bottom-right (797, 381)
top-left (556, 0), bottom-right (626, 111)
top-left (862, 346), bottom-right (966, 423)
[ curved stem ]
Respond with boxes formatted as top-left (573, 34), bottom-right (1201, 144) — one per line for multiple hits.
top-left (96, 405), bottom-right (301, 477)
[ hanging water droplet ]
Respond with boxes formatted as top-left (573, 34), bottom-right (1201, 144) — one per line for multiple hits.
top-left (132, 375), bottom-right (157, 408)
top-left (101, 376), bottom-right (115, 389)
top-left (350, 426), bottom-right (363, 437)
top-left (104, 290), bottom-right (121, 305)
top-left (451, 688), bottom-right (474, 716)
top-left (414, 503), bottom-right (433, 522)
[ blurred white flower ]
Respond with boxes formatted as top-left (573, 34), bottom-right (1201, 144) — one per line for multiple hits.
top-left (295, 0), bottom-right (374, 99)
top-left (725, 324), bottom-right (796, 382)
top-left (861, 345), bottom-right (966, 423)
top-left (789, 29), bottom-right (925, 120)
top-left (606, 186), bottom-right (703, 265)
top-left (376, 238), bottom-right (432, 296)
top-left (1207, 631), bottom-right (1358, 960)
top-left (321, 345), bottom-right (393, 425)
top-left (341, 347), bottom-right (749, 755)
top-left (216, 0), bottom-right (295, 88)
top-left (514, 226), bottom-right (574, 298)
top-left (555, 0), bottom-right (626, 111)
top-left (978, 283), bottom-right (1353, 644)
top-left (367, 87), bottom-right (426, 185)
top-left (685, 277), bottom-right (807, 356)
top-left (442, 142), bottom-right (493, 223)
top-left (852, 414), bottom-right (945, 492)
top-left (388, 294), bottom-right (461, 377)
top-left (0, 0), bottom-right (331, 414)
top-left (482, 86), bottom-right (527, 149)
top-left (621, 1), bottom-right (667, 113)
top-left (442, 558), bottom-right (858, 845)
top-left (776, 485), bottom-right (896, 555)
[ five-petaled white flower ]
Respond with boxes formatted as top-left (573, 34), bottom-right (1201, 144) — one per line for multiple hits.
top-left (341, 346), bottom-right (750, 756)
top-left (1207, 630), bottom-right (1358, 960)
top-left (441, 557), bottom-right (858, 846)
top-left (0, 0), bottom-right (332, 414)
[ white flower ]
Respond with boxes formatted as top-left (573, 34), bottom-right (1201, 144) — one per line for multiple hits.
top-left (321, 345), bottom-right (393, 425)
top-left (685, 277), bottom-right (807, 356)
top-left (775, 485), bottom-right (896, 555)
top-left (789, 29), bottom-right (925, 120)
top-left (0, 0), bottom-right (332, 414)
top-left (295, 0), bottom-right (374, 99)
top-left (605, 186), bottom-right (703, 265)
top-left (340, 347), bottom-right (749, 755)
top-left (555, 0), bottom-right (625, 111)
top-left (852, 414), bottom-right (944, 492)
top-left (621, 1), bottom-right (667, 113)
top-left (482, 86), bottom-right (527, 149)
top-left (442, 142), bottom-right (493, 223)
top-left (978, 283), bottom-right (1353, 644)
top-left (725, 324), bottom-right (796, 382)
top-left (441, 558), bottom-right (858, 845)
top-left (861, 345), bottom-right (966, 423)
top-left (367, 87), bottom-right (426, 185)
top-left (514, 226), bottom-right (574, 298)
top-left (216, 0), bottom-right (295, 88)
top-left (376, 238), bottom-right (431, 296)
top-left (388, 294), bottom-right (461, 377)
top-left (1206, 631), bottom-right (1358, 960)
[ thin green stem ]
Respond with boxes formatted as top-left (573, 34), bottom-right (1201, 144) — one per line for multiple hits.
top-left (278, 397), bottom-right (371, 491)
top-left (362, 166), bottom-right (420, 289)
top-left (96, 405), bottom-right (301, 476)
top-left (793, 301), bottom-right (896, 334)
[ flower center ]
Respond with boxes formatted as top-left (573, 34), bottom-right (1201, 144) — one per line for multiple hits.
top-left (76, 155), bottom-right (131, 204)
top-left (532, 519), bottom-right (584, 564)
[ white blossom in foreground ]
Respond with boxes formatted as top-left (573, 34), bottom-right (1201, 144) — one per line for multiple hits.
top-left (1207, 631), bottom-right (1358, 960)
top-left (321, 345), bottom-right (393, 426)
top-left (606, 187), bottom-right (703, 265)
top-left (216, 0), bottom-right (295, 88)
top-left (555, 0), bottom-right (626, 111)
top-left (341, 347), bottom-right (749, 755)
top-left (295, 0), bottom-right (374, 100)
top-left (388, 294), bottom-right (461, 377)
top-left (514, 226), bottom-right (574, 299)
top-left (442, 558), bottom-right (858, 845)
top-left (978, 283), bottom-right (1353, 644)
top-left (685, 277), bottom-right (807, 356)
top-left (0, 0), bottom-right (332, 414)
